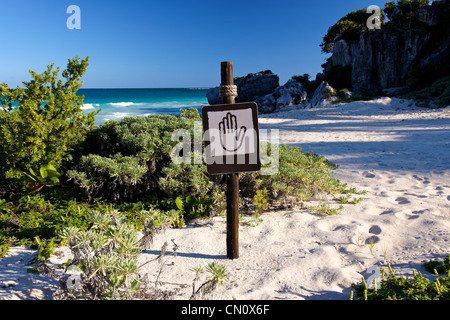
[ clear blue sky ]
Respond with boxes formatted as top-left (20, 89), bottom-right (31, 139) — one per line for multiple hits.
top-left (0, 0), bottom-right (388, 88)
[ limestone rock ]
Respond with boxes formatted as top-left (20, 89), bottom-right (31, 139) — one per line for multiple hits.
top-left (327, 2), bottom-right (450, 96)
top-left (309, 82), bottom-right (337, 108)
top-left (256, 79), bottom-right (307, 113)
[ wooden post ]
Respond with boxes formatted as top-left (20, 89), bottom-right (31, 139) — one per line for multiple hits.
top-left (221, 61), bottom-right (239, 260)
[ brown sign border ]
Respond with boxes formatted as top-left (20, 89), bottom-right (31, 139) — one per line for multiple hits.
top-left (202, 102), bottom-right (261, 175)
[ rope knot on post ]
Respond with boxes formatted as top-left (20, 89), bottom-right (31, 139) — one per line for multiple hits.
top-left (219, 85), bottom-right (238, 99)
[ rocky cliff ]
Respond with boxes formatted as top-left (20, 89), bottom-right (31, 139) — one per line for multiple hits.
top-left (206, 71), bottom-right (279, 105)
top-left (327, 1), bottom-right (450, 96)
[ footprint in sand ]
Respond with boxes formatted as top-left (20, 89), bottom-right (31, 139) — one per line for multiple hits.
top-left (362, 171), bottom-right (376, 179)
top-left (447, 196), bottom-right (450, 201)
top-left (395, 211), bottom-right (420, 220)
top-left (369, 225), bottom-right (382, 235)
top-left (364, 225), bottom-right (382, 244)
top-left (394, 197), bottom-right (411, 205)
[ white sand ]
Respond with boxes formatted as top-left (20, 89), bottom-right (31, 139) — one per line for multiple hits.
top-left (1, 97), bottom-right (450, 300)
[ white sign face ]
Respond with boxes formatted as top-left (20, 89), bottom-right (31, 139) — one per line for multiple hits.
top-left (202, 102), bottom-right (261, 175)
top-left (207, 108), bottom-right (256, 157)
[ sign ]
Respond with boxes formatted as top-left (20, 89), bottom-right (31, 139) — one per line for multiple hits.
top-left (202, 102), bottom-right (261, 175)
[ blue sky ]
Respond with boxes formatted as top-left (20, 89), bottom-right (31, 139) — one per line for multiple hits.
top-left (0, 0), bottom-right (388, 88)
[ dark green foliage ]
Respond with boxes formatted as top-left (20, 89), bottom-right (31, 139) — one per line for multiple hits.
top-left (332, 95), bottom-right (372, 104)
top-left (242, 144), bottom-right (352, 211)
top-left (0, 192), bottom-right (92, 258)
top-left (384, 1), bottom-right (396, 20)
top-left (0, 57), bottom-right (98, 185)
top-left (22, 164), bottom-right (61, 193)
top-left (402, 76), bottom-right (450, 108)
top-left (408, 64), bottom-right (450, 92)
top-left (423, 255), bottom-right (450, 275)
top-left (68, 111), bottom-right (207, 202)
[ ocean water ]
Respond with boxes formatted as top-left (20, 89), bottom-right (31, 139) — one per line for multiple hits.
top-left (78, 88), bottom-right (211, 125)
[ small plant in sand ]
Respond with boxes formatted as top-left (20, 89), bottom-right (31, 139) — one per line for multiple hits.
top-left (56, 210), bottom-right (143, 299)
top-left (312, 203), bottom-right (344, 216)
top-left (191, 262), bottom-right (228, 300)
top-left (353, 230), bottom-right (365, 247)
top-left (37, 209), bottom-right (182, 300)
top-left (252, 188), bottom-right (269, 214)
top-left (368, 237), bottom-right (377, 255)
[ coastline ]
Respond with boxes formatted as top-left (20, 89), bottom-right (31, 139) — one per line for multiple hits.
top-left (1, 97), bottom-right (449, 300)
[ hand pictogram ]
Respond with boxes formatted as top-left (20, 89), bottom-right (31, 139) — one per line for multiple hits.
top-left (219, 112), bottom-right (247, 152)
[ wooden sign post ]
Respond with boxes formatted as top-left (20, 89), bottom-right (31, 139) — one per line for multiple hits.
top-left (202, 62), bottom-right (261, 260)
top-left (222, 62), bottom-right (239, 260)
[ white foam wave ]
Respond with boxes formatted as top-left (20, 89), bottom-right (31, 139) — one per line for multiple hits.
top-left (82, 103), bottom-right (100, 110)
top-left (110, 112), bottom-right (131, 119)
top-left (109, 102), bottom-right (136, 107)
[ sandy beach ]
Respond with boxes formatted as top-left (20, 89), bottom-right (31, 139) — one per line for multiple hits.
top-left (1, 97), bottom-right (449, 300)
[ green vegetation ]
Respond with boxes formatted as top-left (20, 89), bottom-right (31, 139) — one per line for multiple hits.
top-left (0, 57), bottom-right (98, 189)
top-left (0, 57), bottom-right (367, 300)
top-left (423, 255), bottom-right (450, 275)
top-left (353, 258), bottom-right (450, 300)
top-left (402, 76), bottom-right (450, 108)
top-left (321, 0), bottom-right (432, 54)
top-left (321, 9), bottom-right (386, 54)
top-left (332, 94), bottom-right (372, 104)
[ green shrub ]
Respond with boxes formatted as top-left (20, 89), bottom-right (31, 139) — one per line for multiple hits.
top-left (0, 193), bottom-right (92, 258)
top-left (68, 113), bottom-right (195, 200)
top-left (0, 57), bottom-right (98, 185)
top-left (402, 76), bottom-right (450, 108)
top-left (423, 255), bottom-right (450, 275)
top-left (56, 210), bottom-right (143, 299)
top-left (241, 144), bottom-right (353, 212)
top-left (332, 95), bottom-right (372, 104)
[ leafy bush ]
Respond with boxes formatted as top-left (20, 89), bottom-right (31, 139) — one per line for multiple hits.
top-left (22, 164), bottom-right (62, 193)
top-left (243, 144), bottom-right (355, 212)
top-left (54, 210), bottom-right (143, 299)
top-left (67, 110), bottom-right (220, 204)
top-left (402, 76), bottom-right (450, 108)
top-left (423, 255), bottom-right (450, 275)
top-left (0, 57), bottom-right (98, 186)
top-left (332, 94), bottom-right (372, 104)
top-left (0, 193), bottom-right (92, 258)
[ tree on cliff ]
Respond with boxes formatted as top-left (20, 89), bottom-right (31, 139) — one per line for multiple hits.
top-left (320, 0), bottom-right (431, 54)
top-left (321, 9), bottom-right (386, 53)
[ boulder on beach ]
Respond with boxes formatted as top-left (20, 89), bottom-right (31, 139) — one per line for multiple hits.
top-left (256, 79), bottom-right (307, 113)
top-left (309, 81), bottom-right (338, 107)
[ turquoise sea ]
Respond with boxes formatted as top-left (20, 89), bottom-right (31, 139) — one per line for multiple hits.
top-left (78, 88), bottom-right (211, 125)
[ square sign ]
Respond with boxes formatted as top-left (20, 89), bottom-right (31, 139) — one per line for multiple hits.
top-left (202, 102), bottom-right (261, 175)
